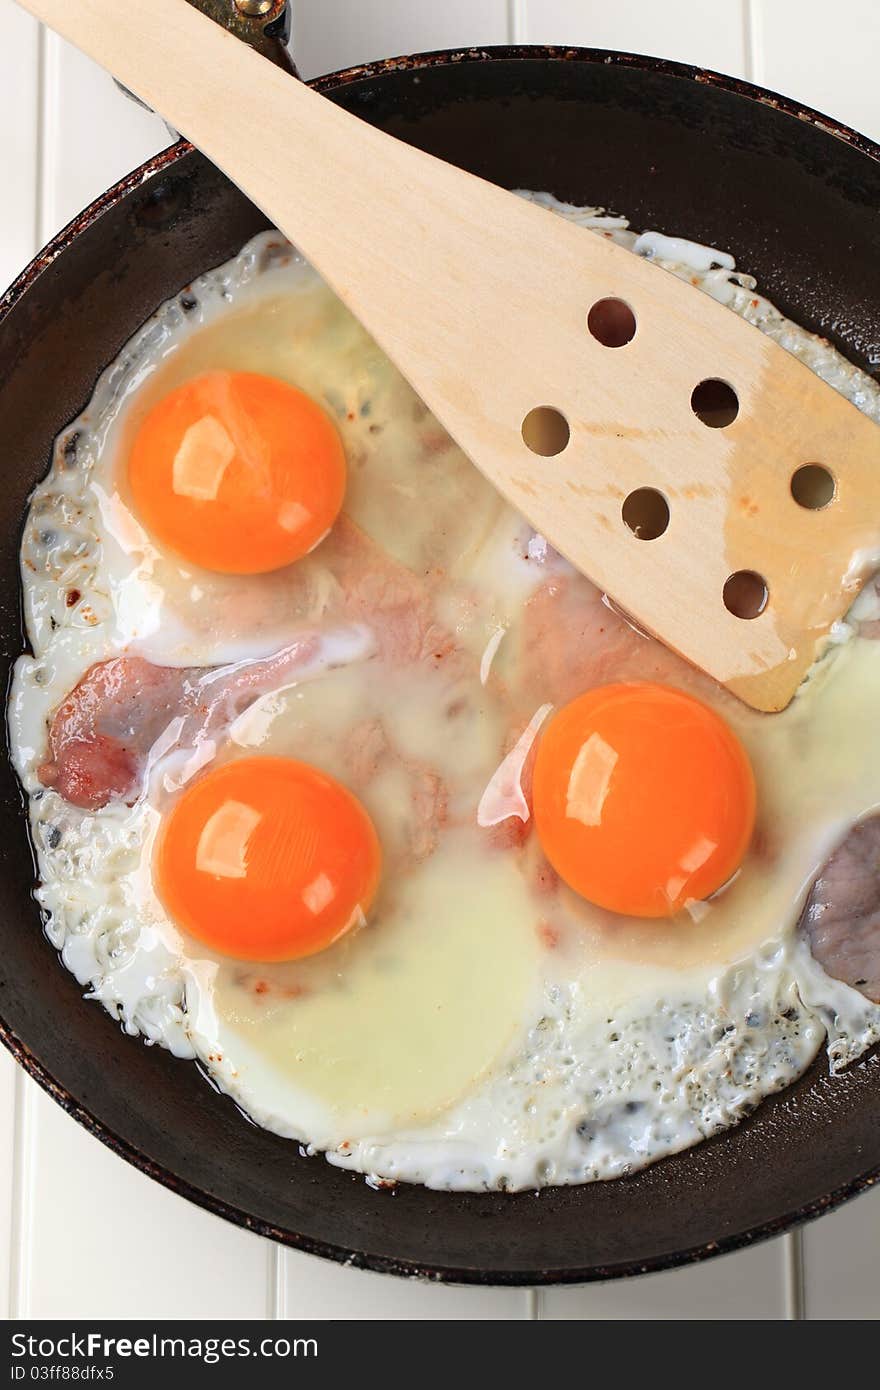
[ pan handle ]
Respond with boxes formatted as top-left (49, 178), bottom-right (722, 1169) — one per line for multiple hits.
top-left (183, 1), bottom-right (296, 76)
top-left (117, 0), bottom-right (297, 117)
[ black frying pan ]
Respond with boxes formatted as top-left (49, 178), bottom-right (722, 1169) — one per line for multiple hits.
top-left (1, 27), bottom-right (879, 1285)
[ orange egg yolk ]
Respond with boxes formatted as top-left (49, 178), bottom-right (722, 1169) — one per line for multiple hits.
top-left (155, 757), bottom-right (381, 961)
top-left (532, 683), bottom-right (756, 919)
top-left (128, 370), bottom-right (346, 574)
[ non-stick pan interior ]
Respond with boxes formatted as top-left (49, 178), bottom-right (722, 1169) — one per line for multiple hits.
top-left (0, 50), bottom-right (878, 1283)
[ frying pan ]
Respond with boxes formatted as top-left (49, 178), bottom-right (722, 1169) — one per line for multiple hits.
top-left (1, 9), bottom-right (879, 1286)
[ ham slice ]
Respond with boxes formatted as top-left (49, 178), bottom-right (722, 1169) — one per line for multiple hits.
top-left (800, 815), bottom-right (880, 1003)
top-left (329, 517), bottom-right (456, 669)
top-left (518, 572), bottom-right (721, 710)
top-left (856, 576), bottom-right (880, 640)
top-left (38, 635), bottom-right (355, 810)
top-left (38, 511), bottom-right (467, 813)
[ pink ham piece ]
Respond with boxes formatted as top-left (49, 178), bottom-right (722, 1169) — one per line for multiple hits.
top-left (857, 576), bottom-right (880, 640)
top-left (800, 815), bottom-right (880, 1003)
top-left (517, 572), bottom-right (727, 711)
top-left (328, 517), bottom-right (457, 669)
top-left (37, 516), bottom-right (467, 818)
top-left (38, 636), bottom-right (331, 810)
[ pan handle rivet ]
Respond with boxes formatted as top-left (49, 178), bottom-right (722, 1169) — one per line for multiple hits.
top-left (234, 0), bottom-right (274, 16)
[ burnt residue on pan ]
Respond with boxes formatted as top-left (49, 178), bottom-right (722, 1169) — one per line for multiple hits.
top-left (0, 47), bottom-right (879, 1285)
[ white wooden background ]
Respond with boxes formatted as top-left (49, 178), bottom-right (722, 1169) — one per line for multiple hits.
top-left (1, 0), bottom-right (878, 1321)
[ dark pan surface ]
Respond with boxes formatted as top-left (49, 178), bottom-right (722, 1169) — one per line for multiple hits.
top-left (1, 49), bottom-right (878, 1285)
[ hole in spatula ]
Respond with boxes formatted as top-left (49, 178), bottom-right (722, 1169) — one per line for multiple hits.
top-left (622, 488), bottom-right (670, 539)
top-left (791, 463), bottom-right (835, 509)
top-left (522, 407), bottom-right (570, 456)
top-left (724, 570), bottom-right (768, 619)
top-left (692, 378), bottom-right (739, 427)
top-left (587, 298), bottom-right (636, 347)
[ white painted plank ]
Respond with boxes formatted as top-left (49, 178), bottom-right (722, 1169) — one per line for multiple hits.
top-left (290, 0), bottom-right (510, 80)
top-left (751, 0), bottom-right (880, 141)
top-left (0, 0), bottom-right (40, 1322)
top-left (0, 1053), bottom-right (16, 1318)
top-left (39, 30), bottom-right (168, 240)
top-left (543, 1237), bottom-right (787, 1319)
top-left (802, 1187), bottom-right (880, 1319)
top-left (19, 1082), bottom-right (270, 1319)
top-left (520, 0), bottom-right (748, 78)
top-left (0, 0), bottom-right (41, 288)
top-left (282, 1247), bottom-right (525, 1319)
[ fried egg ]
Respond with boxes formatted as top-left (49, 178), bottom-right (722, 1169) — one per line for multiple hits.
top-left (9, 200), bottom-right (880, 1191)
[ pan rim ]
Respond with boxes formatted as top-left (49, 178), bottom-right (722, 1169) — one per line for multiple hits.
top-left (1, 43), bottom-right (878, 1288)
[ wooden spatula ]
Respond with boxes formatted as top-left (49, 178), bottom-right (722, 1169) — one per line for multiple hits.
top-left (20, 0), bottom-right (880, 711)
